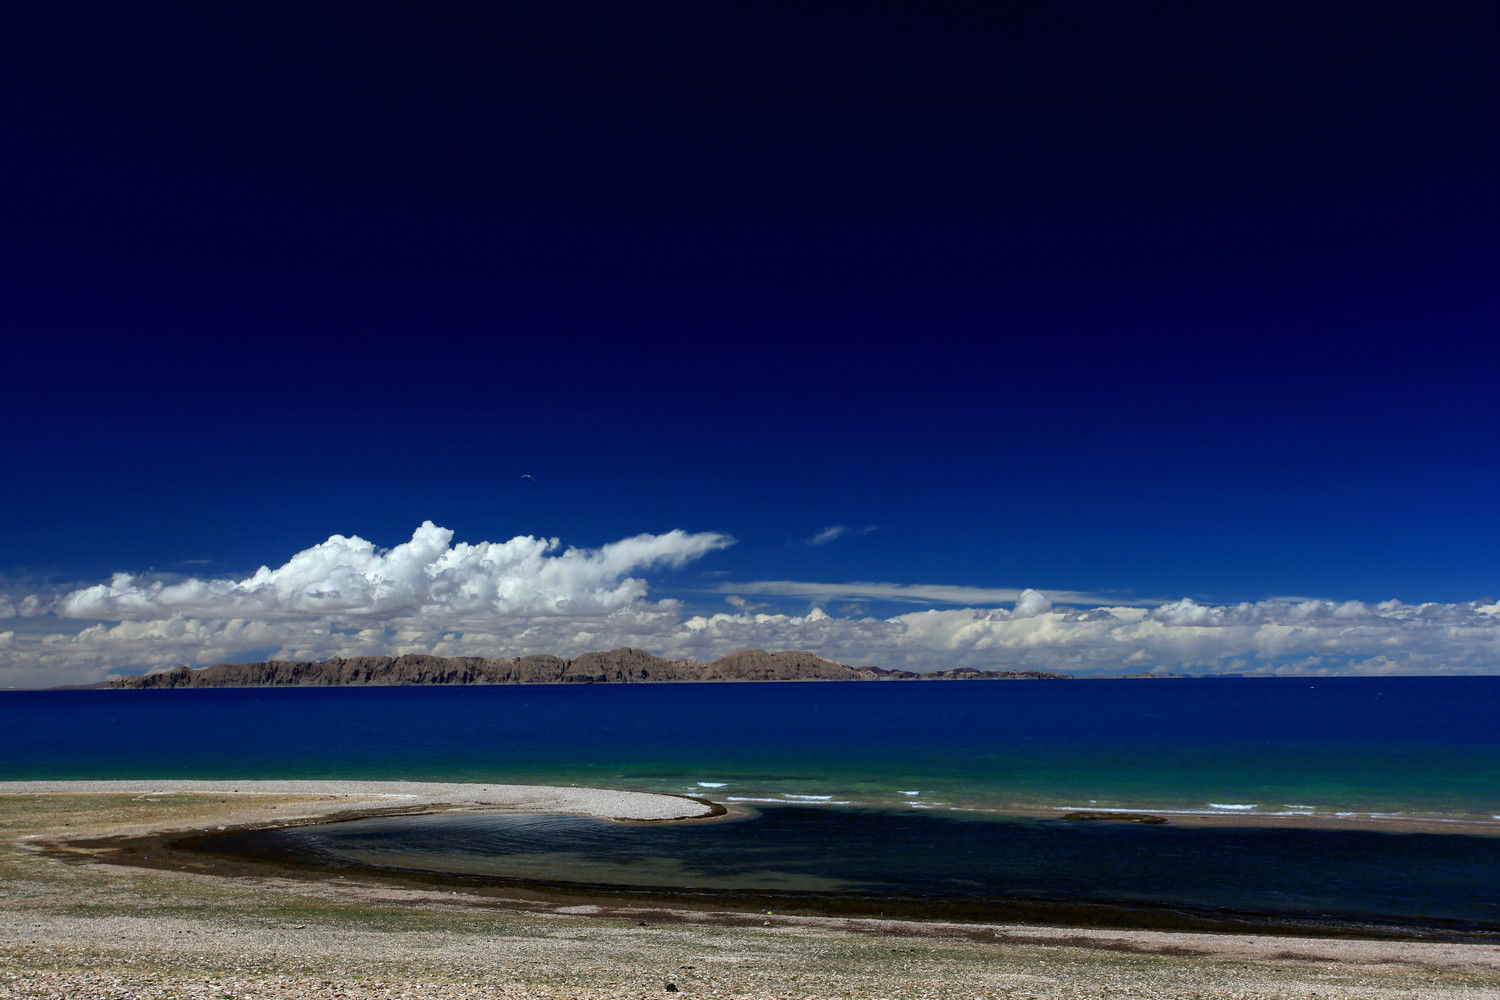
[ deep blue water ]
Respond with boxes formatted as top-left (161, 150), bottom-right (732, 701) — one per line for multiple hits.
top-left (3, 678), bottom-right (1497, 820)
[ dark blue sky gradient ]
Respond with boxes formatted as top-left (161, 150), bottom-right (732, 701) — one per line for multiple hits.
top-left (2, 2), bottom-right (1495, 606)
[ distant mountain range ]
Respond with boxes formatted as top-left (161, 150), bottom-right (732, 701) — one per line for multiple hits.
top-left (108, 649), bottom-right (1071, 688)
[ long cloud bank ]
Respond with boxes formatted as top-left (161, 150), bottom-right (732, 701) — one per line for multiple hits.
top-left (677, 595), bottom-right (1500, 676)
top-left (2, 523), bottom-right (1498, 685)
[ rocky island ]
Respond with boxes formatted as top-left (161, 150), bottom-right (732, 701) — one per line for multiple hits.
top-left (109, 648), bottom-right (1070, 688)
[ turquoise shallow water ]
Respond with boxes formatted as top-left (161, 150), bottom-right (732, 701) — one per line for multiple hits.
top-left (3, 677), bottom-right (1497, 823)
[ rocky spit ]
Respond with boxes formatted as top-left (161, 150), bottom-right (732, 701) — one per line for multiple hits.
top-left (1, 783), bottom-right (1498, 999)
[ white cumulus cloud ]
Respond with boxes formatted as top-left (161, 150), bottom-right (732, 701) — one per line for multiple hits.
top-left (56, 522), bottom-right (733, 624)
top-left (1, 523), bottom-right (733, 686)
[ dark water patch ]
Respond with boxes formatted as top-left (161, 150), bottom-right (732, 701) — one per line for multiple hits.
top-left (190, 805), bottom-right (1500, 939)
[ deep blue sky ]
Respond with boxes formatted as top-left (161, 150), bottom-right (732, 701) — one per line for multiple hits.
top-left (1, 3), bottom-right (1496, 681)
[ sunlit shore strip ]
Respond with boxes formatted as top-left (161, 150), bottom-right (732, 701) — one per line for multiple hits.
top-left (0, 778), bottom-right (717, 830)
top-left (2, 783), bottom-right (1499, 998)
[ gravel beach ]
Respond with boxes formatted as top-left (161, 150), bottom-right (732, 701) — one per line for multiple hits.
top-left (2, 782), bottom-right (1497, 999)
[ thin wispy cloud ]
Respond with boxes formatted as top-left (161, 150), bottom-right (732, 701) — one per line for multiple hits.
top-left (807, 524), bottom-right (878, 546)
top-left (724, 595), bottom-right (769, 612)
top-left (716, 580), bottom-right (1153, 608)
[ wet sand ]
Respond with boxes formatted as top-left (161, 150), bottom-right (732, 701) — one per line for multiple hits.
top-left (2, 782), bottom-right (1498, 999)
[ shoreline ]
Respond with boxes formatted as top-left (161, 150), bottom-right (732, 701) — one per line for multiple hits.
top-left (7, 778), bottom-right (1495, 836)
top-left (9, 780), bottom-right (1499, 938)
top-left (4, 782), bottom-right (1499, 998)
top-left (766, 799), bottom-right (1500, 836)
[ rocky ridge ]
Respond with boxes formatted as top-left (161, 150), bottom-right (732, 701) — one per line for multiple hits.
top-left (108, 649), bottom-right (1070, 688)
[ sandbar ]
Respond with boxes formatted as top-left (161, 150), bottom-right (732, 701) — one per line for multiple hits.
top-left (0, 778), bottom-right (718, 832)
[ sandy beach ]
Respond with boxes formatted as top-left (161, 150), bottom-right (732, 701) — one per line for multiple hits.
top-left (2, 781), bottom-right (1498, 999)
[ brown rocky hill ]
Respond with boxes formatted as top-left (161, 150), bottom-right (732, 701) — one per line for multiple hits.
top-left (108, 649), bottom-right (1070, 688)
